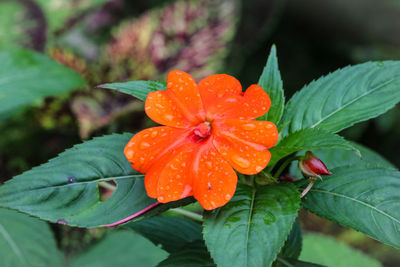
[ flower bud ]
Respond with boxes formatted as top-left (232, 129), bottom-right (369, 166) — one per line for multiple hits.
top-left (298, 151), bottom-right (332, 179)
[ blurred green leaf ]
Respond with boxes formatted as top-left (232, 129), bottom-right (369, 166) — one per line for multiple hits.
top-left (126, 216), bottom-right (202, 253)
top-left (280, 220), bottom-right (303, 259)
top-left (269, 128), bottom-right (359, 167)
top-left (281, 61), bottom-right (400, 136)
top-left (157, 241), bottom-right (216, 267)
top-left (298, 164), bottom-right (400, 248)
top-left (0, 133), bottom-right (193, 227)
top-left (257, 45), bottom-right (285, 124)
top-left (69, 230), bottom-right (168, 267)
top-left (100, 81), bottom-right (166, 101)
top-left (0, 48), bottom-right (85, 120)
top-left (300, 233), bottom-right (382, 267)
top-left (276, 257), bottom-right (325, 267)
top-left (203, 183), bottom-right (300, 267)
top-left (0, 208), bottom-right (63, 267)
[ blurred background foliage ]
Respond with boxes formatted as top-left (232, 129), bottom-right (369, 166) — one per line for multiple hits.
top-left (0, 0), bottom-right (399, 265)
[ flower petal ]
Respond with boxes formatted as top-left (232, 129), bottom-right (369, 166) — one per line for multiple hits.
top-left (166, 70), bottom-right (205, 123)
top-left (192, 142), bottom-right (237, 210)
top-left (152, 145), bottom-right (195, 203)
top-left (212, 119), bottom-right (279, 174)
top-left (145, 70), bottom-right (205, 127)
top-left (198, 76), bottom-right (271, 120)
top-left (197, 74), bottom-right (242, 119)
top-left (145, 91), bottom-right (193, 128)
top-left (124, 126), bottom-right (191, 173)
top-left (213, 119), bottom-right (279, 148)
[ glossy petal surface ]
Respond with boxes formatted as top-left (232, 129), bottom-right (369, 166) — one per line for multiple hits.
top-left (192, 142), bottom-right (237, 210)
top-left (124, 126), bottom-right (191, 173)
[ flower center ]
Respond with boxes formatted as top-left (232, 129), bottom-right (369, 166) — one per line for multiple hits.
top-left (189, 122), bottom-right (212, 143)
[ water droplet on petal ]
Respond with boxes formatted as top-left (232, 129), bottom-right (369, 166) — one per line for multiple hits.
top-left (242, 123), bottom-right (256, 130)
top-left (158, 196), bottom-right (165, 202)
top-left (225, 194), bottom-right (231, 200)
top-left (151, 131), bottom-right (158, 138)
top-left (256, 166), bottom-right (263, 172)
top-left (126, 150), bottom-right (134, 160)
top-left (231, 154), bottom-right (250, 168)
top-left (164, 114), bottom-right (174, 121)
top-left (140, 142), bottom-right (150, 149)
top-left (165, 185), bottom-right (170, 190)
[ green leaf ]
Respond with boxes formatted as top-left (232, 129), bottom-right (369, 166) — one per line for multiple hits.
top-left (280, 61), bottom-right (400, 136)
top-left (269, 128), bottom-right (359, 167)
top-left (280, 220), bottom-right (302, 259)
top-left (0, 133), bottom-right (193, 228)
top-left (300, 233), bottom-right (382, 267)
top-left (69, 230), bottom-right (168, 267)
top-left (0, 208), bottom-right (63, 267)
top-left (257, 45), bottom-right (285, 124)
top-left (157, 241), bottom-right (216, 267)
top-left (289, 142), bottom-right (396, 177)
top-left (100, 81), bottom-right (166, 101)
top-left (298, 164), bottom-right (400, 248)
top-left (126, 216), bottom-right (202, 253)
top-left (0, 48), bottom-right (85, 120)
top-left (203, 183), bottom-right (301, 267)
top-left (275, 257), bottom-right (325, 267)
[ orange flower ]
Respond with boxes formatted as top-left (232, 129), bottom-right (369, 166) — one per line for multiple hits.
top-left (124, 70), bottom-right (279, 210)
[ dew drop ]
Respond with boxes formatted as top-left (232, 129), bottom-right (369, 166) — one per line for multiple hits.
top-left (155, 104), bottom-right (164, 109)
top-left (151, 131), bottom-right (158, 138)
top-left (164, 114), bottom-right (174, 121)
top-left (67, 176), bottom-right (75, 183)
top-left (231, 154), bottom-right (251, 168)
top-left (158, 196), bottom-right (165, 202)
top-left (57, 219), bottom-right (68, 225)
top-left (140, 142), bottom-right (150, 149)
top-left (242, 123), bottom-right (256, 131)
top-left (256, 166), bottom-right (263, 172)
top-left (225, 194), bottom-right (231, 200)
top-left (165, 185), bottom-right (170, 190)
top-left (125, 150), bottom-right (134, 160)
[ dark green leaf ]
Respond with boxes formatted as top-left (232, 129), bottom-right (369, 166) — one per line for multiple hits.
top-left (257, 45), bottom-right (284, 124)
top-left (157, 241), bottom-right (216, 267)
top-left (203, 183), bottom-right (301, 267)
top-left (0, 208), bottom-right (63, 267)
top-left (280, 220), bottom-right (302, 259)
top-left (298, 164), bottom-right (400, 248)
top-left (300, 233), bottom-right (382, 267)
top-left (126, 216), bottom-right (202, 253)
top-left (275, 257), bottom-right (325, 267)
top-left (280, 61), bottom-right (400, 136)
top-left (100, 81), bottom-right (166, 101)
top-left (69, 230), bottom-right (168, 267)
top-left (289, 142), bottom-right (396, 177)
top-left (269, 128), bottom-right (359, 167)
top-left (0, 133), bottom-right (192, 228)
top-left (0, 48), bottom-right (85, 120)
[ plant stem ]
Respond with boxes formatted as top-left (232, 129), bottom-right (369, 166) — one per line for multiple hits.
top-left (98, 181), bottom-right (117, 191)
top-left (301, 180), bottom-right (315, 198)
top-left (274, 156), bottom-right (303, 179)
top-left (170, 208), bottom-right (203, 222)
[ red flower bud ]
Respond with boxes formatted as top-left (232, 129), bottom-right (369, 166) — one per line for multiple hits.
top-left (298, 151), bottom-right (332, 179)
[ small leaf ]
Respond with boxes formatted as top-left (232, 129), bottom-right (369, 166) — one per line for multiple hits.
top-left (0, 48), bottom-right (85, 120)
top-left (269, 128), bottom-right (359, 167)
top-left (157, 241), bottom-right (216, 267)
top-left (0, 133), bottom-right (192, 227)
top-left (280, 220), bottom-right (302, 259)
top-left (0, 208), bottom-right (63, 267)
top-left (257, 45), bottom-right (285, 124)
top-left (298, 164), bottom-right (400, 248)
top-left (69, 230), bottom-right (168, 267)
top-left (280, 61), bottom-right (400, 136)
top-left (300, 233), bottom-right (382, 267)
top-left (203, 183), bottom-right (301, 267)
top-left (100, 81), bottom-right (166, 101)
top-left (126, 216), bottom-right (202, 253)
